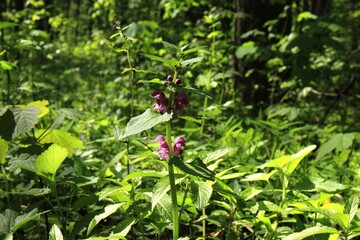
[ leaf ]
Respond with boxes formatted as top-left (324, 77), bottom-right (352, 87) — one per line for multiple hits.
top-left (344, 194), bottom-right (358, 225)
top-left (117, 109), bottom-right (173, 139)
top-left (183, 84), bottom-right (212, 99)
top-left (297, 11), bottom-right (318, 22)
top-left (316, 133), bottom-right (355, 161)
top-left (152, 177), bottom-right (171, 211)
top-left (121, 171), bottom-right (164, 184)
top-left (180, 57), bottom-right (203, 67)
top-left (0, 138), bottom-right (9, 164)
top-left (87, 203), bottom-right (124, 235)
top-left (0, 22), bottom-right (18, 29)
top-left (0, 209), bottom-right (17, 234)
top-left (174, 158), bottom-right (215, 181)
top-left (35, 144), bottom-right (68, 176)
top-left (0, 109), bottom-right (15, 141)
top-left (0, 60), bottom-right (14, 70)
top-left (283, 226), bottom-right (339, 240)
top-left (27, 100), bottom-right (49, 118)
top-left (239, 186), bottom-right (263, 201)
top-left (143, 54), bottom-right (179, 68)
top-left (12, 208), bottom-right (42, 232)
top-left (49, 224), bottom-right (63, 240)
top-left (235, 41), bottom-right (258, 59)
top-left (162, 41), bottom-right (180, 55)
top-left (241, 170), bottom-right (278, 182)
top-left (11, 106), bottom-right (41, 138)
top-left (190, 181), bottom-right (212, 210)
top-left (57, 108), bottom-right (84, 120)
top-left (36, 129), bottom-right (84, 156)
top-left (155, 193), bottom-right (173, 221)
top-left (111, 217), bottom-right (136, 238)
top-left (9, 154), bottom-right (37, 173)
top-left (203, 148), bottom-right (234, 164)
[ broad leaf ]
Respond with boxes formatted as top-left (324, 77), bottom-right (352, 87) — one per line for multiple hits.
top-left (180, 57), bottom-right (203, 67)
top-left (143, 54), bottom-right (179, 68)
top-left (35, 144), bottom-right (68, 176)
top-left (110, 217), bottom-right (136, 238)
top-left (174, 158), bottom-right (215, 181)
top-left (344, 194), bottom-right (358, 225)
top-left (12, 208), bottom-right (41, 232)
top-left (283, 226), bottom-right (339, 240)
top-left (9, 154), bottom-right (37, 173)
top-left (27, 100), bottom-right (49, 118)
top-left (190, 181), bottom-right (212, 210)
top-left (239, 186), bottom-right (263, 201)
top-left (0, 138), bottom-right (9, 164)
top-left (87, 203), bottom-right (124, 235)
top-left (203, 148), bottom-right (234, 164)
top-left (162, 41), bottom-right (180, 55)
top-left (57, 108), bottom-right (84, 120)
top-left (0, 109), bottom-right (16, 141)
top-left (117, 109), bottom-right (173, 139)
top-left (316, 133), bottom-right (355, 161)
top-left (11, 106), bottom-right (41, 138)
top-left (152, 177), bottom-right (171, 211)
top-left (49, 224), bottom-right (63, 240)
top-left (155, 193), bottom-right (173, 221)
top-left (36, 129), bottom-right (84, 155)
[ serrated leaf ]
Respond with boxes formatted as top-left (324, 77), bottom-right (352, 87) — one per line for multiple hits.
top-left (36, 129), bottom-right (84, 156)
top-left (174, 158), bottom-right (215, 181)
top-left (0, 109), bottom-right (16, 141)
top-left (191, 181), bottom-right (212, 210)
top-left (180, 57), bottom-right (203, 67)
top-left (0, 138), bottom-right (9, 164)
top-left (35, 144), bottom-right (68, 176)
top-left (316, 133), bottom-right (355, 161)
top-left (27, 100), bottom-right (49, 118)
top-left (49, 224), bottom-right (63, 240)
top-left (283, 226), bottom-right (339, 240)
top-left (9, 154), bottom-right (37, 173)
top-left (0, 209), bottom-right (17, 234)
top-left (118, 109), bottom-right (173, 139)
top-left (203, 148), bottom-right (234, 164)
top-left (155, 193), bottom-right (173, 221)
top-left (87, 203), bottom-right (124, 235)
top-left (344, 194), bottom-right (358, 224)
top-left (143, 54), bottom-right (179, 68)
top-left (11, 106), bottom-right (41, 138)
top-left (152, 177), bottom-right (171, 211)
top-left (162, 41), bottom-right (180, 55)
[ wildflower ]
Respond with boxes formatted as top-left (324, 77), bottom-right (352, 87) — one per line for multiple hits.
top-left (175, 78), bottom-right (182, 86)
top-left (167, 75), bottom-right (173, 82)
top-left (151, 91), bottom-right (169, 114)
top-left (155, 135), bottom-right (170, 160)
top-left (174, 92), bottom-right (189, 112)
top-left (155, 135), bottom-right (186, 160)
top-left (173, 137), bottom-right (186, 157)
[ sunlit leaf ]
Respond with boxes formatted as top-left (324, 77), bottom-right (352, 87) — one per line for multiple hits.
top-left (239, 186), bottom-right (263, 201)
top-left (241, 170), bottom-right (278, 182)
top-left (111, 217), bottom-right (136, 238)
top-left (155, 193), bottom-right (173, 221)
top-left (49, 224), bottom-right (63, 240)
top-left (87, 203), bottom-right (124, 235)
top-left (191, 181), bottom-right (212, 210)
top-left (283, 226), bottom-right (339, 240)
top-left (152, 177), bottom-right (171, 211)
top-left (344, 194), bottom-right (358, 225)
top-left (316, 133), bottom-right (354, 161)
top-left (162, 41), bottom-right (180, 55)
top-left (27, 100), bottom-right (49, 118)
top-left (203, 148), bottom-right (234, 164)
top-left (35, 144), bottom-right (68, 176)
top-left (0, 138), bottom-right (9, 164)
top-left (174, 158), bottom-right (215, 181)
top-left (11, 106), bottom-right (41, 138)
top-left (117, 109), bottom-right (173, 140)
top-left (180, 57), bottom-right (203, 67)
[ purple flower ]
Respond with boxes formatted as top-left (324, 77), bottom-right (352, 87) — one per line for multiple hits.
top-left (151, 91), bottom-right (169, 114)
top-left (174, 92), bottom-right (189, 112)
top-left (155, 135), bottom-right (170, 160)
top-left (173, 137), bottom-right (186, 157)
top-left (155, 135), bottom-right (186, 160)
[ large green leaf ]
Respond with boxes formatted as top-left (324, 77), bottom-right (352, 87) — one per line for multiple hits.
top-left (155, 194), bottom-right (173, 222)
top-left (87, 203), bottom-right (124, 235)
top-left (35, 144), bottom-right (68, 176)
top-left (344, 194), bottom-right (358, 225)
top-left (283, 226), bottom-right (339, 240)
top-left (0, 208), bottom-right (42, 234)
top-left (162, 41), bottom-right (180, 55)
top-left (11, 106), bottom-right (41, 138)
top-left (49, 224), bottom-right (63, 240)
top-left (9, 154), bottom-right (37, 173)
top-left (152, 177), bottom-right (171, 211)
top-left (143, 54), bottom-right (179, 68)
top-left (117, 109), bottom-right (172, 140)
top-left (110, 217), bottom-right (136, 238)
top-left (174, 158), bottom-right (215, 181)
top-left (180, 57), bottom-right (203, 67)
top-left (190, 181), bottom-right (212, 210)
top-left (316, 133), bottom-right (355, 161)
top-left (36, 129), bottom-right (84, 155)
top-left (0, 138), bottom-right (8, 164)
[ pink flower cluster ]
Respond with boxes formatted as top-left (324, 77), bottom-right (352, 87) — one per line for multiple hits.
top-left (151, 91), bottom-right (189, 114)
top-left (155, 135), bottom-right (186, 160)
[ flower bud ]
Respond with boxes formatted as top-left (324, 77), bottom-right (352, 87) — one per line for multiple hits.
top-left (175, 78), bottom-right (182, 86)
top-left (167, 75), bottom-right (173, 82)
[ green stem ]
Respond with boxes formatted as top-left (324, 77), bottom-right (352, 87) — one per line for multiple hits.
top-left (166, 121), bottom-right (179, 240)
top-left (200, 96), bottom-right (208, 134)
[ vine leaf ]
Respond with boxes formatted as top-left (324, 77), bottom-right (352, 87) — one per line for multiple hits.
top-left (11, 106), bottom-right (41, 138)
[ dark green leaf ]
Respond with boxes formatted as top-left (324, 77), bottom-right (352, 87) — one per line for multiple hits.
top-left (162, 41), bottom-right (180, 55)
top-left (0, 108), bottom-right (16, 141)
top-left (316, 133), bottom-right (355, 161)
top-left (143, 54), bottom-right (179, 68)
top-left (180, 57), bottom-right (203, 67)
top-left (174, 158), bottom-right (215, 181)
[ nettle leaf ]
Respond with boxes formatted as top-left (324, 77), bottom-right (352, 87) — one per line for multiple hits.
top-left (203, 148), bottom-right (235, 164)
top-left (152, 177), bottom-right (171, 211)
top-left (117, 109), bottom-right (173, 140)
top-left (87, 203), bottom-right (124, 235)
top-left (9, 154), bottom-right (37, 173)
top-left (0, 138), bottom-right (9, 164)
top-left (0, 109), bottom-right (16, 141)
top-left (155, 193), bottom-right (173, 221)
top-left (162, 41), bottom-right (180, 55)
top-left (316, 133), bottom-right (355, 161)
top-left (111, 217), bottom-right (136, 238)
top-left (49, 224), bottom-right (63, 240)
top-left (36, 129), bottom-right (84, 156)
top-left (143, 54), bottom-right (179, 68)
top-left (180, 57), bottom-right (203, 67)
top-left (35, 144), bottom-right (68, 176)
top-left (174, 158), bottom-right (215, 181)
top-left (283, 226), bottom-right (339, 240)
top-left (190, 181), bottom-right (213, 210)
top-left (27, 100), bottom-right (49, 118)
top-left (11, 106), bottom-right (41, 138)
